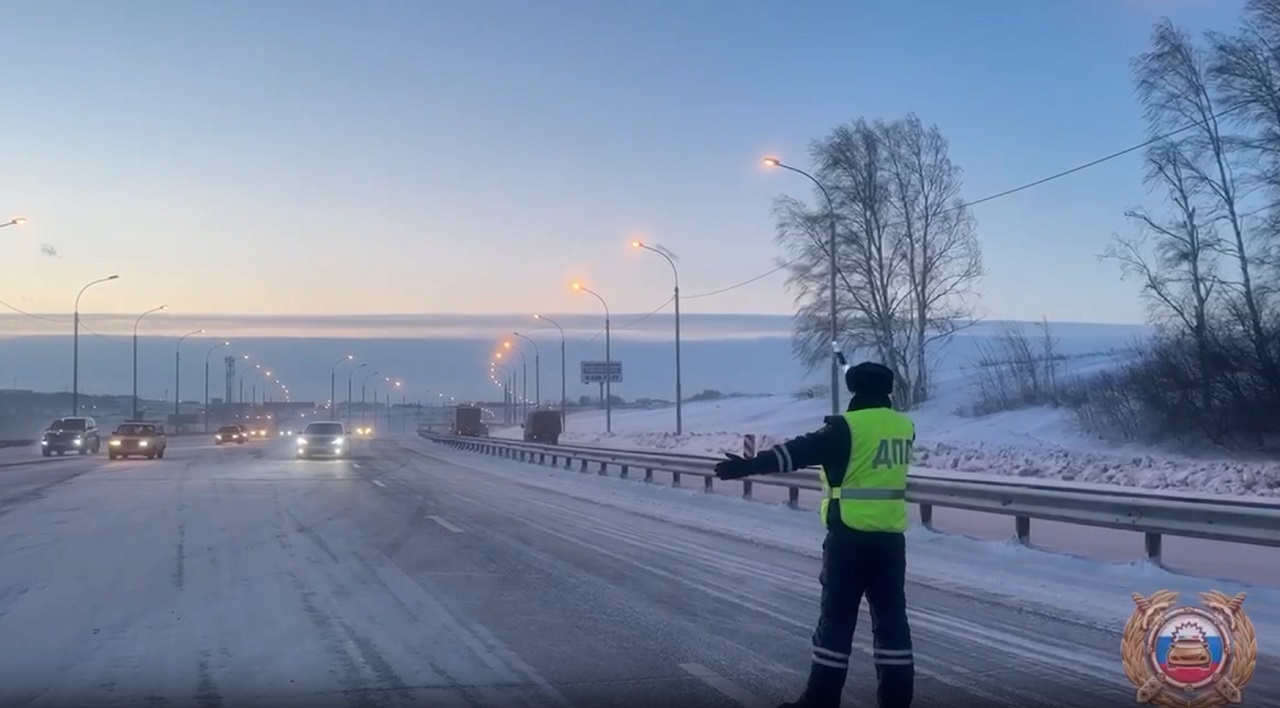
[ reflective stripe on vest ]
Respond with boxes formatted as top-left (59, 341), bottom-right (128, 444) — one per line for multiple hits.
top-left (819, 408), bottom-right (914, 532)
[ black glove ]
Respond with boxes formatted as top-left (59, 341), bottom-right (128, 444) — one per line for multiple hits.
top-left (714, 452), bottom-right (754, 480)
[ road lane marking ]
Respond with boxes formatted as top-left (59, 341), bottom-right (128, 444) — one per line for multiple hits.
top-left (428, 515), bottom-right (463, 533)
top-left (679, 663), bottom-right (770, 708)
top-left (371, 479), bottom-right (387, 488)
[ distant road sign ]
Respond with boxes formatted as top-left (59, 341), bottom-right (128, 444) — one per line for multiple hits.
top-left (581, 360), bottom-right (622, 384)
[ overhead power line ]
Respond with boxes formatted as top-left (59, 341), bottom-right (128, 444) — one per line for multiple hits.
top-left (675, 99), bottom-right (1252, 303)
top-left (576, 102), bottom-right (1248, 344)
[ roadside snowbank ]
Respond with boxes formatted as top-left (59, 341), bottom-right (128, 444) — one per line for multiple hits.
top-left (494, 395), bottom-right (1280, 496)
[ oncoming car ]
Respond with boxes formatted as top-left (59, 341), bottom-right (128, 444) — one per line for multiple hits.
top-left (108, 422), bottom-right (167, 460)
top-left (296, 422), bottom-right (348, 460)
top-left (214, 425), bottom-right (246, 445)
top-left (352, 425), bottom-right (374, 437)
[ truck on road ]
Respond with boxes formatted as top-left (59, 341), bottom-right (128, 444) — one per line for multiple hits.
top-left (452, 405), bottom-right (488, 437)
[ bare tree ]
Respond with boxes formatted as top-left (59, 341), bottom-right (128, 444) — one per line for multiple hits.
top-left (1080, 10), bottom-right (1280, 449)
top-left (879, 115), bottom-right (983, 403)
top-left (1135, 19), bottom-right (1276, 385)
top-left (1104, 141), bottom-right (1220, 413)
top-left (773, 116), bottom-right (982, 408)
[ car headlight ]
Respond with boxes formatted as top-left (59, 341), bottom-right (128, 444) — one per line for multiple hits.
top-left (297, 437), bottom-right (307, 446)
top-left (109, 440), bottom-right (121, 447)
top-left (139, 440), bottom-right (149, 447)
top-left (73, 438), bottom-right (82, 446)
top-left (333, 437), bottom-right (346, 446)
top-left (41, 440), bottom-right (48, 446)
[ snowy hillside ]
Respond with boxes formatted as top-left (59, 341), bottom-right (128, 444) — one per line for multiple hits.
top-left (494, 363), bottom-right (1280, 498)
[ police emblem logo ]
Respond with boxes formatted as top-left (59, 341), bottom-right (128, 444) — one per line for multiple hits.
top-left (1122, 590), bottom-right (1258, 707)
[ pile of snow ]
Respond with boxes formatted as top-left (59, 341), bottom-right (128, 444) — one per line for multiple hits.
top-left (494, 394), bottom-right (1280, 496)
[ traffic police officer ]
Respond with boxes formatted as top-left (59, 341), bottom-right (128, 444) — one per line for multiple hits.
top-left (714, 362), bottom-right (915, 708)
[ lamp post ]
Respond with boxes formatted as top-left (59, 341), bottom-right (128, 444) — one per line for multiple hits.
top-left (132, 304), bottom-right (168, 419)
top-left (503, 341), bottom-right (528, 422)
top-left (372, 377), bottom-right (389, 429)
top-left (0, 217), bottom-right (26, 228)
top-left (72, 275), bottom-right (119, 415)
top-left (389, 380), bottom-right (401, 430)
top-left (765, 156), bottom-right (841, 416)
top-left (533, 314), bottom-right (568, 430)
top-left (174, 329), bottom-right (205, 421)
top-left (494, 352), bottom-right (512, 424)
top-left (361, 370), bottom-right (380, 426)
top-left (204, 340), bottom-right (229, 432)
top-left (250, 365), bottom-right (272, 407)
top-left (512, 332), bottom-right (540, 408)
top-left (572, 282), bottom-right (612, 433)
top-left (347, 362), bottom-right (366, 424)
top-left (330, 355), bottom-right (354, 419)
top-left (633, 240), bottom-right (683, 435)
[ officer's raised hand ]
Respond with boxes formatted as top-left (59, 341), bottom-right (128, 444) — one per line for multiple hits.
top-left (714, 452), bottom-right (753, 480)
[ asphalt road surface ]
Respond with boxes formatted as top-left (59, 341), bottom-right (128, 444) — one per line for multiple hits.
top-left (0, 436), bottom-right (1274, 708)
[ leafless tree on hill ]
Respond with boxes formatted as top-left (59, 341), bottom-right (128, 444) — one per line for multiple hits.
top-left (773, 116), bottom-right (982, 408)
top-left (1091, 7), bottom-right (1280, 449)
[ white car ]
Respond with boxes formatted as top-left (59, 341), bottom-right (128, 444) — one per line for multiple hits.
top-left (296, 422), bottom-right (349, 459)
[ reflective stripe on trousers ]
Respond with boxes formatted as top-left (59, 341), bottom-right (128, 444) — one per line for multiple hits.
top-left (824, 488), bottom-right (906, 500)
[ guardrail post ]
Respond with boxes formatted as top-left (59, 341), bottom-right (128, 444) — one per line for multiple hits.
top-left (1144, 532), bottom-right (1163, 564)
top-left (703, 476), bottom-right (713, 492)
top-left (1015, 516), bottom-right (1031, 545)
top-left (788, 487), bottom-right (800, 509)
top-left (564, 456), bottom-right (571, 470)
top-left (579, 459), bottom-right (587, 473)
top-left (742, 480), bottom-right (752, 500)
top-left (919, 504), bottom-right (934, 530)
top-left (619, 464), bottom-right (629, 479)
top-left (645, 468), bottom-right (653, 482)
top-left (672, 472), bottom-right (681, 487)
top-left (598, 462), bottom-right (607, 475)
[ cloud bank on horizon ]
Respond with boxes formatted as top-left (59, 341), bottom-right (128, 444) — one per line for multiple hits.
top-left (0, 312), bottom-right (1151, 342)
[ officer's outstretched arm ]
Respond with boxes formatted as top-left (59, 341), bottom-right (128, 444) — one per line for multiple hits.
top-left (753, 416), bottom-right (850, 475)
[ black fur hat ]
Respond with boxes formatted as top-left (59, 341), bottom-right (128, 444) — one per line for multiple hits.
top-left (845, 362), bottom-right (894, 396)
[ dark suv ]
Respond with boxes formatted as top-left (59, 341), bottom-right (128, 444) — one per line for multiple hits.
top-left (41, 416), bottom-right (101, 456)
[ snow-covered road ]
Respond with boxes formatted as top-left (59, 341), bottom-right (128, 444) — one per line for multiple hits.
top-left (0, 436), bottom-right (1275, 706)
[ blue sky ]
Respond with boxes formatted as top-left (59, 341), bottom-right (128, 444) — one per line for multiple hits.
top-left (0, 0), bottom-right (1243, 327)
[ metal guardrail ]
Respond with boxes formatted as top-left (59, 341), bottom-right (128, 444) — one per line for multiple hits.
top-left (420, 431), bottom-right (1280, 562)
top-left (0, 439), bottom-right (35, 449)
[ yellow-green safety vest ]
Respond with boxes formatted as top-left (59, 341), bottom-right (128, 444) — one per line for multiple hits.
top-left (819, 408), bottom-right (914, 532)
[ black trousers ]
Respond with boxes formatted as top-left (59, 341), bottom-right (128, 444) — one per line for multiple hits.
top-left (805, 529), bottom-right (913, 708)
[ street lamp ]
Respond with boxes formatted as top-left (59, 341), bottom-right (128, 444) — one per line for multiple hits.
top-left (502, 341), bottom-right (528, 423)
top-left (204, 340), bottom-right (229, 432)
top-left (330, 355), bottom-right (354, 419)
top-left (250, 365), bottom-right (272, 406)
top-left (372, 376), bottom-right (390, 429)
top-left (764, 156), bottom-right (841, 416)
top-left (512, 332), bottom-right (541, 409)
top-left (533, 314), bottom-right (568, 430)
top-left (1, 217), bottom-right (26, 228)
top-left (72, 275), bottom-right (119, 415)
top-left (361, 370), bottom-right (381, 425)
top-left (390, 380), bottom-right (402, 431)
top-left (493, 354), bottom-right (513, 424)
top-left (572, 282), bottom-right (612, 433)
top-left (633, 240), bottom-right (683, 435)
top-left (132, 304), bottom-right (168, 419)
top-left (175, 329), bottom-right (205, 419)
top-left (347, 362), bottom-right (367, 424)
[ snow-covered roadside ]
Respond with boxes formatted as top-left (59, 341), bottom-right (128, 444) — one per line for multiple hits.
top-left (402, 438), bottom-right (1280, 643)
top-left (493, 395), bottom-right (1280, 496)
